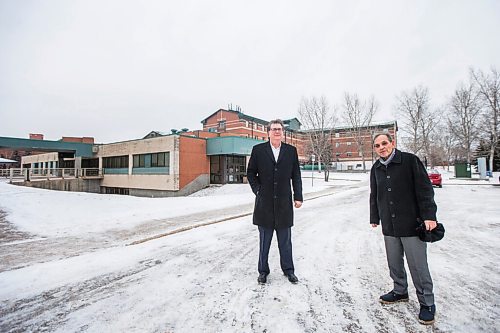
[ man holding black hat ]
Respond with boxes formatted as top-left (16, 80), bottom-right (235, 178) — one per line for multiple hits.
top-left (369, 133), bottom-right (438, 325)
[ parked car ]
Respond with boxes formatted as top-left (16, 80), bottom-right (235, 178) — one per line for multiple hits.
top-left (427, 169), bottom-right (442, 188)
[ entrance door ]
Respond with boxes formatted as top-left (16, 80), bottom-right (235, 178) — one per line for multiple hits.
top-left (210, 155), bottom-right (223, 184)
top-left (210, 155), bottom-right (246, 184)
top-left (225, 155), bottom-right (246, 183)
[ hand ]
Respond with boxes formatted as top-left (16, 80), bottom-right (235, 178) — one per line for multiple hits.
top-left (294, 201), bottom-right (302, 208)
top-left (424, 220), bottom-right (437, 231)
top-left (371, 224), bottom-right (378, 228)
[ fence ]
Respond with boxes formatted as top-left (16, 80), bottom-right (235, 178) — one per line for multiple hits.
top-left (4, 168), bottom-right (103, 183)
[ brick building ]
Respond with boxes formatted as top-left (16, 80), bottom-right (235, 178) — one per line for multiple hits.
top-left (194, 108), bottom-right (397, 169)
top-left (6, 108), bottom-right (397, 196)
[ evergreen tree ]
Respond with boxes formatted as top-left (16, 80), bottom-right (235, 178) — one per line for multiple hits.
top-left (473, 139), bottom-right (500, 171)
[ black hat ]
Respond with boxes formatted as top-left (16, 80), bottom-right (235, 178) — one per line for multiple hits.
top-left (416, 222), bottom-right (445, 243)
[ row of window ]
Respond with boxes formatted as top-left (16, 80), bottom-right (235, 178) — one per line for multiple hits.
top-left (103, 187), bottom-right (129, 195)
top-left (32, 161), bottom-right (58, 169)
top-left (335, 152), bottom-right (364, 157)
top-left (103, 155), bottom-right (129, 168)
top-left (102, 152), bottom-right (170, 169)
top-left (133, 152), bottom-right (169, 168)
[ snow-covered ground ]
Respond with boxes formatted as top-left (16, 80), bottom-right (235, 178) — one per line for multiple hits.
top-left (0, 171), bottom-right (499, 332)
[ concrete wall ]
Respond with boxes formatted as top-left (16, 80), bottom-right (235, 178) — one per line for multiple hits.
top-left (177, 174), bottom-right (210, 196)
top-left (97, 135), bottom-right (179, 191)
top-left (17, 178), bottom-right (101, 193)
top-left (101, 174), bottom-right (176, 191)
top-left (128, 174), bottom-right (209, 197)
top-left (21, 152), bottom-right (59, 165)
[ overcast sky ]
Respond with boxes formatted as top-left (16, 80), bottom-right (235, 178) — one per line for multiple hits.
top-left (1, 0), bottom-right (499, 143)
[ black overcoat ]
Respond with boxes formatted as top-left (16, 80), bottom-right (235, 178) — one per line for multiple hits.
top-left (370, 149), bottom-right (437, 237)
top-left (247, 142), bottom-right (303, 229)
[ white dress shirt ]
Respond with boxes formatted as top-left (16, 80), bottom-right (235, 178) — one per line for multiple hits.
top-left (270, 141), bottom-right (281, 162)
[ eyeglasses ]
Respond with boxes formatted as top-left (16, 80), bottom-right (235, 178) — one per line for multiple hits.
top-left (269, 128), bottom-right (283, 132)
top-left (373, 141), bottom-right (390, 148)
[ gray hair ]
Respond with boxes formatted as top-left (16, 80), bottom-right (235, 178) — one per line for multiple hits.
top-left (373, 132), bottom-right (393, 143)
top-left (267, 119), bottom-right (285, 132)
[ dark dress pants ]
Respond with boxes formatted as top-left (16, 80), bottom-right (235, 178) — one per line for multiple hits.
top-left (258, 226), bottom-right (294, 275)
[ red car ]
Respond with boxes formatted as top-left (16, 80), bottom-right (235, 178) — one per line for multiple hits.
top-left (428, 169), bottom-right (442, 188)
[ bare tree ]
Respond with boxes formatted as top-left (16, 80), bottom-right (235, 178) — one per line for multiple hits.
top-left (447, 81), bottom-right (482, 163)
top-left (471, 67), bottom-right (500, 172)
top-left (420, 109), bottom-right (440, 167)
top-left (341, 93), bottom-right (377, 171)
top-left (431, 122), bottom-right (461, 170)
top-left (395, 86), bottom-right (436, 165)
top-left (298, 96), bottom-right (337, 181)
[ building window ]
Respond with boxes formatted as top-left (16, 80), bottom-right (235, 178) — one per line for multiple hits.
top-left (335, 142), bottom-right (340, 148)
top-left (218, 120), bottom-right (226, 130)
top-left (335, 153), bottom-right (341, 157)
top-left (335, 133), bottom-right (340, 138)
top-left (346, 152), bottom-right (352, 157)
top-left (103, 155), bottom-right (129, 168)
top-left (103, 187), bottom-right (129, 195)
top-left (346, 142), bottom-right (352, 146)
top-left (151, 152), bottom-right (168, 167)
top-left (132, 152), bottom-right (170, 174)
top-left (133, 154), bottom-right (145, 168)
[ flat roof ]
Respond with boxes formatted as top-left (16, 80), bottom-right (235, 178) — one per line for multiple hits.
top-left (0, 137), bottom-right (94, 157)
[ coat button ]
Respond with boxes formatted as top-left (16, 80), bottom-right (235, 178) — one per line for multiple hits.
top-left (387, 175), bottom-right (391, 179)
top-left (388, 188), bottom-right (392, 192)
top-left (389, 201), bottom-right (394, 205)
top-left (275, 168), bottom-right (278, 171)
top-left (391, 213), bottom-right (395, 218)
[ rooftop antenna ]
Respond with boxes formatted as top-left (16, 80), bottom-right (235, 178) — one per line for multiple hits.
top-left (227, 103), bottom-right (243, 112)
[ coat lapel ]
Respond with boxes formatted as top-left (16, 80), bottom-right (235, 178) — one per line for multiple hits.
top-left (276, 143), bottom-right (286, 165)
top-left (264, 142), bottom-right (276, 164)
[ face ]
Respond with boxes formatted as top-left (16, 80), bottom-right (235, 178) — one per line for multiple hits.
top-left (373, 135), bottom-right (395, 159)
top-left (268, 123), bottom-right (284, 141)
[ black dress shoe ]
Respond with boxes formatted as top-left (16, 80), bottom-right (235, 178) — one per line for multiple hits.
top-left (257, 273), bottom-right (267, 284)
top-left (379, 290), bottom-right (409, 304)
top-left (285, 273), bottom-right (298, 284)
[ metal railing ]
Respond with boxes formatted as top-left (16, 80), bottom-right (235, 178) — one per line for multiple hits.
top-left (5, 168), bottom-right (103, 182)
top-left (0, 169), bottom-right (11, 178)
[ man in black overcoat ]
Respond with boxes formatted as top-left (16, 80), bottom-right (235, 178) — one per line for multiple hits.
top-left (370, 133), bottom-right (438, 325)
top-left (247, 119), bottom-right (303, 284)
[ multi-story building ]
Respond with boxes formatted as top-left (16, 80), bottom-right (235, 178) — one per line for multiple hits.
top-left (6, 107), bottom-right (397, 196)
top-left (194, 108), bottom-right (397, 170)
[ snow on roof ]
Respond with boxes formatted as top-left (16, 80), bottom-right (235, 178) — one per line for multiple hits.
top-left (0, 157), bottom-right (17, 163)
